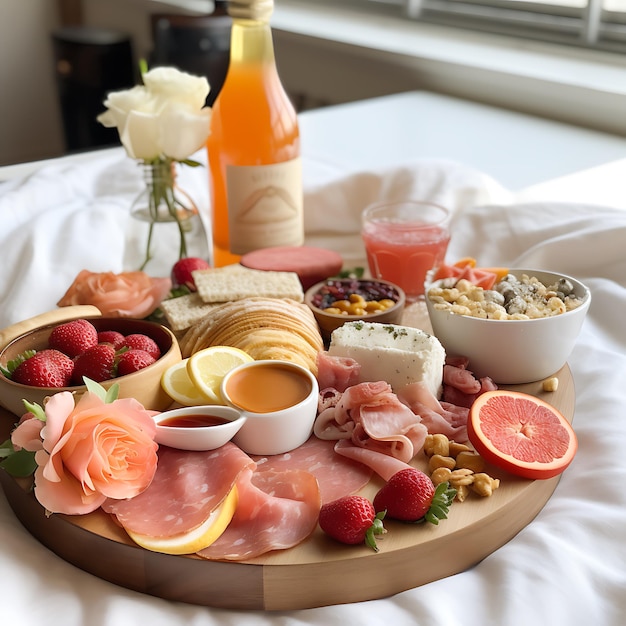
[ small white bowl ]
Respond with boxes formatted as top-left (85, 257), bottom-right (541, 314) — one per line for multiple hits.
top-left (425, 268), bottom-right (591, 384)
top-left (220, 360), bottom-right (319, 456)
top-left (153, 405), bottom-right (246, 451)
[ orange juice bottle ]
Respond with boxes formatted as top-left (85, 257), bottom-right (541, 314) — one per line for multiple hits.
top-left (207, 0), bottom-right (303, 267)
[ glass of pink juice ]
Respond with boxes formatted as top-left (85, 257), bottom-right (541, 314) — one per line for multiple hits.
top-left (361, 200), bottom-right (451, 301)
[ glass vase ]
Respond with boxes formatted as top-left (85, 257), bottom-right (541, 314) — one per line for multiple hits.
top-left (124, 160), bottom-right (210, 276)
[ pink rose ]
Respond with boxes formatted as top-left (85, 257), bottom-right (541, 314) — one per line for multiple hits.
top-left (16, 391), bottom-right (158, 515)
top-left (57, 270), bottom-right (171, 318)
top-left (10, 413), bottom-right (45, 452)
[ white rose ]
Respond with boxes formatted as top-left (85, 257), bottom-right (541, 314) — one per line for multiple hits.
top-left (97, 67), bottom-right (211, 161)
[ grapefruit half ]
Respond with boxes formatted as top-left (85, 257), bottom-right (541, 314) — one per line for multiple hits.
top-left (468, 390), bottom-right (578, 480)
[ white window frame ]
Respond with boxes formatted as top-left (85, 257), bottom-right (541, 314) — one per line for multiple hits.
top-left (305, 0), bottom-right (626, 52)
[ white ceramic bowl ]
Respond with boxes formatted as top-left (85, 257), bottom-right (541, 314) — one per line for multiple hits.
top-left (425, 268), bottom-right (591, 384)
top-left (153, 405), bottom-right (246, 451)
top-left (220, 360), bottom-right (319, 456)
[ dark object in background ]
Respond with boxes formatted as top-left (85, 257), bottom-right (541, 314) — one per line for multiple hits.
top-left (150, 6), bottom-right (231, 107)
top-left (52, 27), bottom-right (134, 152)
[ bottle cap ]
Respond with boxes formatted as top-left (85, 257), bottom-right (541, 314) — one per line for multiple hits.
top-left (228, 0), bottom-right (274, 20)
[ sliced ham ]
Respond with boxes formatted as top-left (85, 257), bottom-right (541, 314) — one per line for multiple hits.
top-left (316, 351), bottom-right (361, 393)
top-left (318, 387), bottom-right (342, 412)
top-left (102, 443), bottom-right (254, 537)
top-left (334, 440), bottom-right (411, 482)
top-left (398, 381), bottom-right (469, 442)
top-left (314, 381), bottom-right (427, 463)
top-left (197, 467), bottom-right (320, 561)
top-left (252, 435), bottom-right (372, 503)
top-left (443, 364), bottom-right (481, 395)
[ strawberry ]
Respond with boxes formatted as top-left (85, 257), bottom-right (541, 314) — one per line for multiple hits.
top-left (318, 495), bottom-right (386, 551)
top-left (373, 468), bottom-right (456, 525)
top-left (12, 349), bottom-right (74, 388)
top-left (121, 334), bottom-right (161, 360)
top-left (71, 344), bottom-right (116, 385)
top-left (117, 349), bottom-right (156, 376)
top-left (97, 330), bottom-right (126, 349)
top-left (171, 257), bottom-right (210, 291)
top-left (48, 319), bottom-right (98, 358)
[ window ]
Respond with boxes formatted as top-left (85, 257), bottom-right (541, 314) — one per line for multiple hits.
top-left (309, 0), bottom-right (626, 52)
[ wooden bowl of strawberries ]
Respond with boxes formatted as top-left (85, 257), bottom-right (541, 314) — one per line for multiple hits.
top-left (0, 306), bottom-right (181, 416)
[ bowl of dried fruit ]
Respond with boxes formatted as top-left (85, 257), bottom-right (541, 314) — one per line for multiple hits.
top-left (0, 307), bottom-right (181, 416)
top-left (425, 268), bottom-right (591, 384)
top-left (304, 277), bottom-right (405, 342)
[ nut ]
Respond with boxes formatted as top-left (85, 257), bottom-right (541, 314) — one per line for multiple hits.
top-left (431, 467), bottom-right (452, 486)
top-left (428, 454), bottom-right (456, 473)
top-left (471, 473), bottom-right (501, 497)
top-left (455, 450), bottom-right (485, 473)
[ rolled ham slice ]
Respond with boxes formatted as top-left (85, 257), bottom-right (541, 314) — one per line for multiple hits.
top-left (102, 443), bottom-right (254, 537)
top-left (316, 352), bottom-right (361, 393)
top-left (314, 381), bottom-right (428, 463)
top-left (398, 381), bottom-right (469, 442)
top-left (197, 467), bottom-right (321, 561)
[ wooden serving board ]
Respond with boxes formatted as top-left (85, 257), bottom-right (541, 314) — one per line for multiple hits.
top-left (0, 365), bottom-right (575, 611)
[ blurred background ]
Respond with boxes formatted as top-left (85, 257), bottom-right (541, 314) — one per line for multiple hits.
top-left (1, 0), bottom-right (625, 166)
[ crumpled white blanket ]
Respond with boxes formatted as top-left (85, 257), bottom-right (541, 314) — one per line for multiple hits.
top-left (0, 153), bottom-right (625, 626)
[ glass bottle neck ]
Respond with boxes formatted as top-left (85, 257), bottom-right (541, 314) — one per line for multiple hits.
top-left (229, 18), bottom-right (275, 65)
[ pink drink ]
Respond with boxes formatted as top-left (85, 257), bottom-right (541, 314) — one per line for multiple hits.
top-left (362, 201), bottom-right (450, 300)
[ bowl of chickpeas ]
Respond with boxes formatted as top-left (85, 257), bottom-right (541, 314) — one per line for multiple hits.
top-left (304, 277), bottom-right (406, 343)
top-left (425, 268), bottom-right (591, 384)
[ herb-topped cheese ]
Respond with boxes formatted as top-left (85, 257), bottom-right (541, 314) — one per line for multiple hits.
top-left (328, 321), bottom-right (446, 398)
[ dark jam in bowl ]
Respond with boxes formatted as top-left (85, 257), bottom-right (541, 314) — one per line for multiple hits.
top-left (159, 414), bottom-right (232, 428)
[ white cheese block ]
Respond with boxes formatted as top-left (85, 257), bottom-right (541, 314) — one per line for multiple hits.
top-left (328, 321), bottom-right (446, 398)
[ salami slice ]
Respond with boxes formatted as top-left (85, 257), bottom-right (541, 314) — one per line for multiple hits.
top-left (196, 467), bottom-right (320, 561)
top-left (102, 443), bottom-right (254, 537)
top-left (239, 246), bottom-right (343, 290)
top-left (252, 436), bottom-right (373, 503)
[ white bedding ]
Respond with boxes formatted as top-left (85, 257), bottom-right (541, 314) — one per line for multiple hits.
top-left (0, 148), bottom-right (624, 626)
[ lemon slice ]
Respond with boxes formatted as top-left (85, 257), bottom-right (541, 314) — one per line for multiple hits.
top-left (187, 346), bottom-right (254, 404)
top-left (126, 485), bottom-right (238, 555)
top-left (161, 358), bottom-right (210, 406)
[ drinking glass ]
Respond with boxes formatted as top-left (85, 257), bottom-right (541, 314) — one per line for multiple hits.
top-left (361, 200), bottom-right (451, 301)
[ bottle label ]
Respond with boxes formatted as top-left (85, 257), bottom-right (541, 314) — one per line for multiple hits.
top-left (225, 157), bottom-right (303, 255)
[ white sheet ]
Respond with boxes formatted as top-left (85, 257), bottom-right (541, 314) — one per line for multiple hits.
top-left (0, 150), bottom-right (624, 626)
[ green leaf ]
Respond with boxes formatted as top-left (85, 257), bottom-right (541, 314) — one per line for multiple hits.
top-left (0, 448), bottom-right (37, 477)
top-left (336, 267), bottom-right (365, 279)
top-left (0, 438), bottom-right (16, 459)
top-left (105, 383), bottom-right (120, 404)
top-left (423, 482), bottom-right (456, 526)
top-left (0, 349), bottom-right (36, 378)
top-left (84, 378), bottom-right (108, 401)
top-left (22, 399), bottom-right (45, 421)
top-left (179, 158), bottom-right (203, 168)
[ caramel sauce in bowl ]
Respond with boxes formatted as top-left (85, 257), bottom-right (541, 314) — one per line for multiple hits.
top-left (220, 360), bottom-right (319, 456)
top-left (153, 405), bottom-right (246, 451)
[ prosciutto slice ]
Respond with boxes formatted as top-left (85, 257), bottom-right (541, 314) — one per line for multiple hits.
top-left (334, 440), bottom-right (411, 482)
top-left (398, 381), bottom-right (469, 442)
top-left (314, 381), bottom-right (428, 463)
top-left (252, 436), bottom-right (373, 503)
top-left (196, 467), bottom-right (320, 561)
top-left (316, 351), bottom-right (361, 393)
top-left (102, 443), bottom-right (254, 537)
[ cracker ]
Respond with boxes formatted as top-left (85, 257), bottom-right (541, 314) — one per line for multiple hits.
top-left (194, 266), bottom-right (304, 303)
top-left (160, 293), bottom-right (222, 332)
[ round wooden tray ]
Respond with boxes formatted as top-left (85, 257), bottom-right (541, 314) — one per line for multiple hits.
top-left (0, 365), bottom-right (575, 611)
